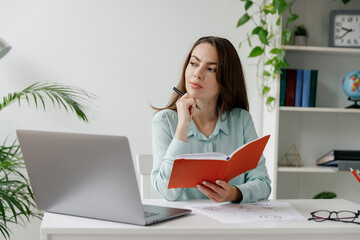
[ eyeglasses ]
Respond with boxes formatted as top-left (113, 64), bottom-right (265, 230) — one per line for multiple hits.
top-left (308, 210), bottom-right (360, 224)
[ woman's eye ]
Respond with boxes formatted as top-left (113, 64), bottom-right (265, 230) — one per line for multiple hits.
top-left (208, 68), bottom-right (216, 73)
top-left (190, 62), bottom-right (197, 67)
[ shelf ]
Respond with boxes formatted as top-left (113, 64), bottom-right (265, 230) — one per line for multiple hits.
top-left (277, 166), bottom-right (338, 173)
top-left (283, 45), bottom-right (360, 56)
top-left (279, 106), bottom-right (360, 114)
top-left (275, 0), bottom-right (360, 202)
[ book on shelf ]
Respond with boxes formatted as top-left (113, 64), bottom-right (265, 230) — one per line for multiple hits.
top-left (316, 150), bottom-right (360, 165)
top-left (294, 69), bottom-right (303, 107)
top-left (309, 70), bottom-right (318, 107)
top-left (280, 69), bottom-right (287, 106)
top-left (280, 68), bottom-right (318, 108)
top-left (284, 69), bottom-right (297, 106)
top-left (318, 160), bottom-right (360, 171)
top-left (167, 135), bottom-right (270, 189)
top-left (301, 69), bottom-right (311, 107)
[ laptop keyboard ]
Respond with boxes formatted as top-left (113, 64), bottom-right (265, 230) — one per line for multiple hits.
top-left (144, 211), bottom-right (160, 218)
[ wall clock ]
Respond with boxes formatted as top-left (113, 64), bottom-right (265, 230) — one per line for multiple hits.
top-left (329, 10), bottom-right (360, 48)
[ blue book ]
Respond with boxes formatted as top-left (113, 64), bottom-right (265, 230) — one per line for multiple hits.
top-left (280, 69), bottom-right (287, 106)
top-left (301, 69), bottom-right (311, 107)
top-left (294, 69), bottom-right (303, 107)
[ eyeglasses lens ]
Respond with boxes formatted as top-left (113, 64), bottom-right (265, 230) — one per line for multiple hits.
top-left (313, 210), bottom-right (330, 222)
top-left (337, 211), bottom-right (356, 222)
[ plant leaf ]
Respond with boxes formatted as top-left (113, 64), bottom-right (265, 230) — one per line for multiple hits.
top-left (264, 59), bottom-right (273, 65)
top-left (237, 13), bottom-right (250, 27)
top-left (287, 13), bottom-right (299, 23)
top-left (262, 86), bottom-right (271, 95)
top-left (0, 223), bottom-right (10, 240)
top-left (252, 26), bottom-right (262, 35)
top-left (270, 48), bottom-right (279, 54)
top-left (273, 0), bottom-right (289, 14)
top-left (249, 46), bottom-right (264, 57)
top-left (277, 48), bottom-right (286, 61)
top-left (247, 34), bottom-right (252, 47)
top-left (266, 96), bottom-right (275, 105)
top-left (278, 59), bottom-right (288, 68)
top-left (274, 66), bottom-right (282, 74)
top-left (268, 33), bottom-right (274, 40)
top-left (282, 29), bottom-right (292, 43)
top-left (245, 0), bottom-right (253, 10)
top-left (0, 138), bottom-right (44, 240)
top-left (252, 27), bottom-right (269, 45)
top-left (0, 199), bottom-right (7, 224)
top-left (0, 82), bottom-right (96, 122)
top-left (258, 28), bottom-right (269, 45)
top-left (342, 0), bottom-right (351, 4)
top-left (263, 71), bottom-right (271, 77)
top-left (263, 4), bottom-right (276, 14)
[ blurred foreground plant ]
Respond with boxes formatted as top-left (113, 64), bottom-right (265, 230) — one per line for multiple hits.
top-left (0, 82), bottom-right (95, 239)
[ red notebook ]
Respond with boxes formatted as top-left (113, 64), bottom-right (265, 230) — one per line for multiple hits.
top-left (167, 135), bottom-right (270, 189)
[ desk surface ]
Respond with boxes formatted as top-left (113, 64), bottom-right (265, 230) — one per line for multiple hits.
top-left (41, 199), bottom-right (360, 240)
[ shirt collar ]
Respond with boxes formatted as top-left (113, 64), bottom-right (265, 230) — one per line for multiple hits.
top-left (187, 110), bottom-right (229, 139)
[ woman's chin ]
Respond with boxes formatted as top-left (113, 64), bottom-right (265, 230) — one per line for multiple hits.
top-left (186, 89), bottom-right (201, 98)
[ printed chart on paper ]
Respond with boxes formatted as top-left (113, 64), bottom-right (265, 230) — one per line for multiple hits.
top-left (187, 200), bottom-right (305, 224)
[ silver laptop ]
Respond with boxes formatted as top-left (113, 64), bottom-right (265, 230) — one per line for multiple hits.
top-left (16, 129), bottom-right (191, 225)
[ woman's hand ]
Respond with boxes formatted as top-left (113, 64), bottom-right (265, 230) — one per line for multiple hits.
top-left (197, 180), bottom-right (243, 203)
top-left (174, 93), bottom-right (199, 142)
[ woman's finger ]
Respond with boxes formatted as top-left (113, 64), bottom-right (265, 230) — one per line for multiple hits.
top-left (181, 93), bottom-right (199, 109)
top-left (215, 180), bottom-right (230, 190)
top-left (202, 181), bottom-right (226, 196)
top-left (197, 184), bottom-right (221, 202)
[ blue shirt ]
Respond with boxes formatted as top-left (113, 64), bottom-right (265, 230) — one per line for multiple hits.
top-left (151, 108), bottom-right (271, 203)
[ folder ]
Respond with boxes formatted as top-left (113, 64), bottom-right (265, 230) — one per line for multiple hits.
top-left (316, 150), bottom-right (360, 165)
top-left (319, 160), bottom-right (360, 171)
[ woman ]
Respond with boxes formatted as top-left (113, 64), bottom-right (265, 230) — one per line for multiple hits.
top-left (151, 36), bottom-right (271, 203)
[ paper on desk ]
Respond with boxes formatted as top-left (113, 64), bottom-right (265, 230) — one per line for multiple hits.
top-left (187, 200), bottom-right (305, 224)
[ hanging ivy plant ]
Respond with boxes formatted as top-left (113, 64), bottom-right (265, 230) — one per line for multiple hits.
top-left (237, 0), bottom-right (297, 106)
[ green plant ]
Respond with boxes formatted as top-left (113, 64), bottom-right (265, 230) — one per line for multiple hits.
top-left (237, 0), bottom-right (297, 106)
top-left (294, 24), bottom-right (308, 37)
top-left (313, 191), bottom-right (337, 199)
top-left (0, 82), bottom-right (95, 239)
top-left (236, 0), bottom-right (351, 106)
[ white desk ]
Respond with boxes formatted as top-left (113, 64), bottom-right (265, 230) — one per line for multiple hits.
top-left (41, 199), bottom-right (360, 240)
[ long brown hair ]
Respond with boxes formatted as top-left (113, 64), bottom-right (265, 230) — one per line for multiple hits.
top-left (153, 36), bottom-right (249, 115)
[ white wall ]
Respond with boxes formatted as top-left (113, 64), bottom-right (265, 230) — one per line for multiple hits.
top-left (0, 0), bottom-right (266, 239)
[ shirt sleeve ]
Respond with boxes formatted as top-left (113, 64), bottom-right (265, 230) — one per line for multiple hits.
top-left (151, 110), bottom-right (190, 201)
top-left (235, 111), bottom-right (272, 203)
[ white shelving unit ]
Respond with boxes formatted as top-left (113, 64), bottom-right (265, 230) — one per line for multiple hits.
top-left (284, 45), bottom-right (360, 55)
top-left (270, 0), bottom-right (360, 203)
top-left (280, 106), bottom-right (360, 113)
top-left (277, 166), bottom-right (337, 173)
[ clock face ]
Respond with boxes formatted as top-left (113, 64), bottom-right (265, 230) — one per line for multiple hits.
top-left (333, 14), bottom-right (360, 47)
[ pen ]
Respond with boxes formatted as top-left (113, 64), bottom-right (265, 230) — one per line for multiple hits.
top-left (350, 167), bottom-right (360, 184)
top-left (173, 87), bottom-right (201, 110)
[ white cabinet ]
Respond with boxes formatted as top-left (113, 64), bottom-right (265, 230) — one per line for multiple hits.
top-left (268, 0), bottom-right (360, 203)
